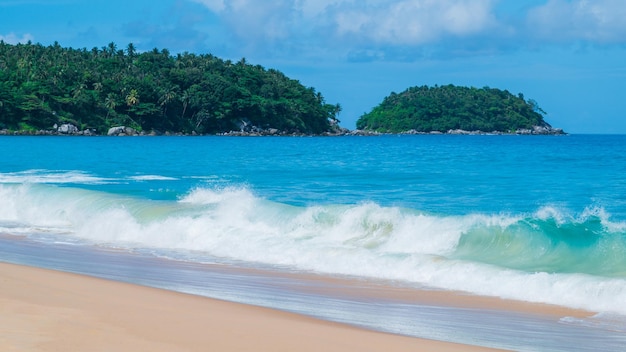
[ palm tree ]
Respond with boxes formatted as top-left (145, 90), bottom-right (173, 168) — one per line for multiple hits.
top-left (104, 93), bottom-right (117, 121)
top-left (72, 83), bottom-right (87, 100)
top-left (124, 89), bottom-right (140, 128)
top-left (126, 89), bottom-right (139, 107)
top-left (126, 43), bottom-right (136, 58)
top-left (158, 85), bottom-right (178, 116)
top-left (180, 89), bottom-right (191, 120)
top-left (107, 42), bottom-right (117, 57)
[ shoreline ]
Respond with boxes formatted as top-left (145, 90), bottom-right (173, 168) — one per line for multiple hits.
top-left (176, 256), bottom-right (593, 320)
top-left (0, 124), bottom-right (566, 137)
top-left (0, 233), bottom-right (592, 322)
top-left (0, 130), bottom-right (567, 137)
top-left (1, 233), bottom-right (610, 351)
top-left (0, 261), bottom-right (507, 351)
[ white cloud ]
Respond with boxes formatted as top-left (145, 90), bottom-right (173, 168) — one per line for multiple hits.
top-left (527, 0), bottom-right (626, 43)
top-left (194, 0), bottom-right (298, 42)
top-left (0, 32), bottom-right (34, 44)
top-left (187, 0), bottom-right (626, 60)
top-left (333, 0), bottom-right (497, 45)
top-left (190, 0), bottom-right (498, 49)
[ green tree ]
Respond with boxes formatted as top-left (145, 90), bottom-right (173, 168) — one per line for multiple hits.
top-left (357, 85), bottom-right (552, 133)
top-left (0, 41), bottom-right (340, 135)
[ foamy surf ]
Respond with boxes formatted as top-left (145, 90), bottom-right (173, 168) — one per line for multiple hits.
top-left (0, 169), bottom-right (113, 184)
top-left (0, 169), bottom-right (181, 185)
top-left (1, 183), bottom-right (625, 315)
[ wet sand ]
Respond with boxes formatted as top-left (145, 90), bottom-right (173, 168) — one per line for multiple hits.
top-left (0, 261), bottom-right (511, 351)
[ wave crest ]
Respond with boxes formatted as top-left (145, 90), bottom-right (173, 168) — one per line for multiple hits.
top-left (2, 184), bottom-right (626, 314)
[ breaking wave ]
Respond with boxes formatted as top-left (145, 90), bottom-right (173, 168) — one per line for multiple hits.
top-left (1, 183), bottom-right (625, 314)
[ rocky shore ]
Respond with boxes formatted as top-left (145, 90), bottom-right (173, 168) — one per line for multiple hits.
top-left (403, 125), bottom-right (566, 135)
top-left (0, 123), bottom-right (565, 137)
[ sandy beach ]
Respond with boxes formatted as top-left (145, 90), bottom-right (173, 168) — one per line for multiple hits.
top-left (0, 261), bottom-right (516, 352)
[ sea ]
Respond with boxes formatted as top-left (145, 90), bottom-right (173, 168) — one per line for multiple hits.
top-left (1, 134), bottom-right (625, 351)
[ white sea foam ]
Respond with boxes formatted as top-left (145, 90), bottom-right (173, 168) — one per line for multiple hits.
top-left (179, 186), bottom-right (257, 205)
top-left (535, 205), bottom-right (571, 224)
top-left (0, 170), bottom-right (180, 185)
top-left (2, 184), bottom-right (625, 315)
top-left (561, 313), bottom-right (626, 333)
top-left (128, 175), bottom-right (178, 181)
top-left (0, 170), bottom-right (112, 184)
top-left (535, 203), bottom-right (626, 233)
top-left (0, 169), bottom-right (113, 185)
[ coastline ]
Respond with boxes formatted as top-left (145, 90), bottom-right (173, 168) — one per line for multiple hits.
top-left (0, 123), bottom-right (565, 137)
top-left (0, 261), bottom-right (506, 352)
top-left (1, 232), bottom-right (614, 351)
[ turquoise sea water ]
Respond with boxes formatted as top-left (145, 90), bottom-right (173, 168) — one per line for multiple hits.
top-left (1, 135), bottom-right (626, 350)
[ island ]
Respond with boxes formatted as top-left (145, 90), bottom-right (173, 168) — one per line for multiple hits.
top-left (0, 41), bottom-right (342, 136)
top-left (356, 85), bottom-right (564, 135)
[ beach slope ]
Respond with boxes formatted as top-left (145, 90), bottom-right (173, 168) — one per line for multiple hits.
top-left (0, 262), bottom-right (504, 351)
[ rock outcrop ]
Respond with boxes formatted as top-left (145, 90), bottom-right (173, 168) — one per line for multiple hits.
top-left (107, 126), bottom-right (138, 136)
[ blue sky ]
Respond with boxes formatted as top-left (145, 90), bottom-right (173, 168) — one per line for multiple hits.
top-left (1, 0), bottom-right (625, 133)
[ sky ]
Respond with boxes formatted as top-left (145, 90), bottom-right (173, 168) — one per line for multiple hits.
top-left (1, 0), bottom-right (625, 133)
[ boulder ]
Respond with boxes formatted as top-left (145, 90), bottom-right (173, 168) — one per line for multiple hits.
top-left (108, 126), bottom-right (126, 136)
top-left (57, 123), bottom-right (78, 134)
top-left (107, 126), bottom-right (137, 136)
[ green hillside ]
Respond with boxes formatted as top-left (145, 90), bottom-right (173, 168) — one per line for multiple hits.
top-left (0, 41), bottom-right (341, 135)
top-left (357, 85), bottom-right (559, 134)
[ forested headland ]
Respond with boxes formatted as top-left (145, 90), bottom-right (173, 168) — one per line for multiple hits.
top-left (356, 85), bottom-right (564, 134)
top-left (0, 41), bottom-right (342, 135)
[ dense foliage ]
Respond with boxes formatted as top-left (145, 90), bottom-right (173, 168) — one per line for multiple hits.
top-left (0, 41), bottom-right (341, 134)
top-left (356, 85), bottom-right (549, 133)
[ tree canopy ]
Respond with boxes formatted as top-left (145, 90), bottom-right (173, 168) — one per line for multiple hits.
top-left (356, 85), bottom-right (552, 133)
top-left (0, 41), bottom-right (341, 135)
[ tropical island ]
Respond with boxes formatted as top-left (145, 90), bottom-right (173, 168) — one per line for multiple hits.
top-left (0, 41), bottom-right (563, 136)
top-left (0, 41), bottom-right (342, 136)
top-left (356, 85), bottom-right (564, 135)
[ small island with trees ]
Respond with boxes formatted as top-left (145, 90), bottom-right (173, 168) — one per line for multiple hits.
top-left (0, 41), bottom-right (563, 136)
top-left (356, 85), bottom-right (564, 135)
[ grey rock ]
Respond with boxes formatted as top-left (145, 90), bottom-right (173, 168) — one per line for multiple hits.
top-left (58, 123), bottom-right (78, 134)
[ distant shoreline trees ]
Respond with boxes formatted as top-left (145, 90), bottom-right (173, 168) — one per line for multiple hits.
top-left (0, 41), bottom-right (341, 135)
top-left (357, 85), bottom-right (558, 134)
